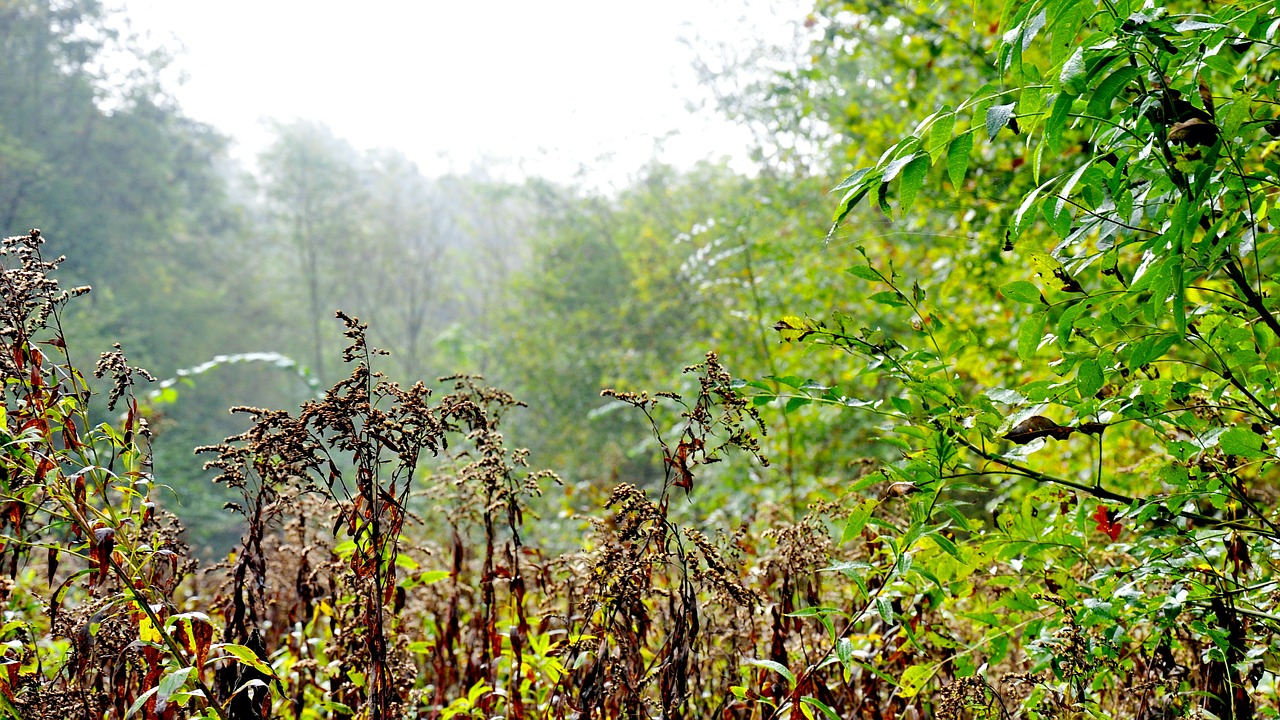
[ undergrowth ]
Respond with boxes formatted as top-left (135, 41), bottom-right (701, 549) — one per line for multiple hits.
top-left (2, 226), bottom-right (1274, 720)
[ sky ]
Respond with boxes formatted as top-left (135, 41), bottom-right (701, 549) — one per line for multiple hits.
top-left (113, 1), bottom-right (809, 187)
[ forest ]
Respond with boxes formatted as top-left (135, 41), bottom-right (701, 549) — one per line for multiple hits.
top-left (2, 0), bottom-right (1279, 718)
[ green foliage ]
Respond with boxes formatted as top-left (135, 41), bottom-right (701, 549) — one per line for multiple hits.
top-left (772, 0), bottom-right (1280, 717)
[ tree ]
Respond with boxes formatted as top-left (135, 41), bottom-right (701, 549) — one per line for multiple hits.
top-left (767, 0), bottom-right (1280, 716)
top-left (361, 150), bottom-right (448, 379)
top-left (258, 120), bottom-right (369, 383)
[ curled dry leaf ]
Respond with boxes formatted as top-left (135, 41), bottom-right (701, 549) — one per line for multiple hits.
top-left (1197, 75), bottom-right (1215, 119)
top-left (1168, 118), bottom-right (1219, 147)
top-left (880, 481), bottom-right (921, 499)
top-left (1003, 415), bottom-right (1074, 444)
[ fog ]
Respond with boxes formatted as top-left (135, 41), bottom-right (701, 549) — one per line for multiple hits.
top-left (2, 0), bottom-right (831, 550)
top-left (114, 0), bottom-right (807, 186)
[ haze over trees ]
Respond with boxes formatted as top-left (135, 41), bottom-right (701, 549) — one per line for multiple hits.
top-left (2, 0), bottom-right (1279, 718)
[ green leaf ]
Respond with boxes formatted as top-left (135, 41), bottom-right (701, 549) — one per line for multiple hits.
top-left (1076, 358), bottom-right (1103, 397)
top-left (999, 280), bottom-right (1044, 304)
top-left (1019, 9), bottom-right (1047, 50)
top-left (898, 155), bottom-right (929, 214)
top-left (1056, 157), bottom-right (1095, 215)
top-left (745, 658), bottom-right (795, 687)
top-left (847, 265), bottom-right (883, 282)
top-left (870, 291), bottom-right (909, 307)
top-left (784, 396), bottom-right (810, 414)
top-left (1058, 47), bottom-right (1086, 94)
top-left (1045, 92), bottom-right (1073, 152)
top-left (835, 183), bottom-right (872, 224)
top-left (836, 637), bottom-right (854, 666)
top-left (1031, 138), bottom-right (1045, 184)
top-left (927, 110), bottom-right (956, 161)
top-left (787, 605), bottom-right (841, 618)
top-left (417, 569), bottom-right (450, 586)
top-left (1221, 91), bottom-right (1250, 139)
top-left (1012, 178), bottom-right (1054, 238)
top-left (467, 680), bottom-right (491, 703)
top-left (802, 697), bottom-right (842, 720)
top-left (1086, 66), bottom-right (1139, 118)
top-left (947, 132), bottom-right (974, 192)
top-left (929, 532), bottom-right (962, 560)
top-left (877, 178), bottom-right (892, 215)
top-left (986, 103), bottom-right (1017, 140)
top-left (986, 387), bottom-right (1026, 404)
top-left (771, 374), bottom-right (806, 389)
top-left (883, 152), bottom-right (917, 183)
top-left (997, 0), bottom-right (1022, 34)
top-left (840, 499), bottom-right (878, 544)
top-left (1202, 53), bottom-right (1237, 76)
top-left (1220, 427), bottom-right (1269, 459)
top-left (1166, 200), bottom-right (1189, 336)
top-left (876, 596), bottom-right (894, 624)
top-left (832, 167), bottom-right (873, 193)
top-left (1128, 334), bottom-right (1176, 369)
top-left (1172, 19), bottom-right (1223, 32)
top-left (157, 667), bottom-right (194, 706)
top-left (1018, 311), bottom-right (1048, 362)
top-left (126, 687), bottom-right (161, 719)
top-left (825, 560), bottom-right (870, 595)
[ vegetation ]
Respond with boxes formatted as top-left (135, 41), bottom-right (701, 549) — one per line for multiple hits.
top-left (2, 0), bottom-right (1280, 718)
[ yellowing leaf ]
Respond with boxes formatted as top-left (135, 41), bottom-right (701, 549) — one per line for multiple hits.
top-left (897, 664), bottom-right (937, 698)
top-left (214, 643), bottom-right (276, 679)
top-left (139, 616), bottom-right (162, 644)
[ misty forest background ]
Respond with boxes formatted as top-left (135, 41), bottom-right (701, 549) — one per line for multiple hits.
top-left (2, 1), bottom-right (898, 552)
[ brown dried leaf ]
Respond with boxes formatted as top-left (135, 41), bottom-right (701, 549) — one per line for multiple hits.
top-left (1198, 76), bottom-right (1215, 119)
top-left (1004, 415), bottom-right (1074, 444)
top-left (1168, 118), bottom-right (1219, 147)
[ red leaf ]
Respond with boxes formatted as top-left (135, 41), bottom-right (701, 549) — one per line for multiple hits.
top-left (665, 438), bottom-right (702, 492)
top-left (125, 398), bottom-right (137, 436)
top-left (1092, 505), bottom-right (1122, 541)
top-left (1227, 534), bottom-right (1252, 576)
top-left (92, 527), bottom-right (115, 587)
top-left (0, 660), bottom-right (18, 701)
top-left (180, 616), bottom-right (214, 670)
top-left (73, 474), bottom-right (87, 522)
top-left (62, 418), bottom-right (80, 451)
top-left (34, 457), bottom-right (55, 486)
top-left (1091, 504), bottom-right (1107, 528)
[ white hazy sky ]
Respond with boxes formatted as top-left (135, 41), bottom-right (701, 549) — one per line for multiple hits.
top-left (113, 1), bottom-right (808, 186)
